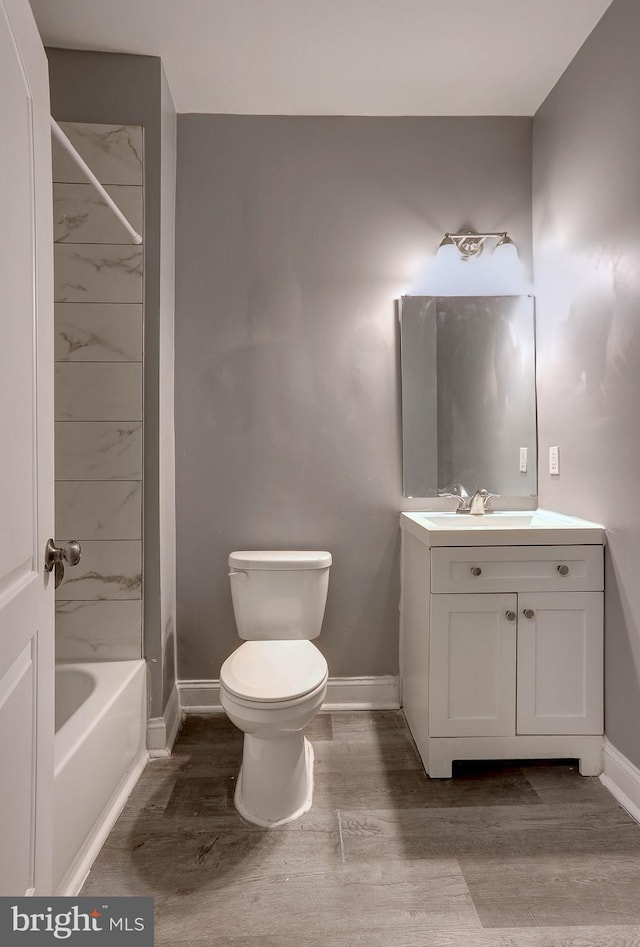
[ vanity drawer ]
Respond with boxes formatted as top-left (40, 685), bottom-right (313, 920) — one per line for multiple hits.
top-left (431, 545), bottom-right (603, 593)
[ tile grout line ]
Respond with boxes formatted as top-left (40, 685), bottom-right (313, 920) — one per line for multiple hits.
top-left (336, 808), bottom-right (346, 865)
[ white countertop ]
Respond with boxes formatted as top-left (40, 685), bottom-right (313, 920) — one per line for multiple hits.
top-left (400, 509), bottom-right (605, 547)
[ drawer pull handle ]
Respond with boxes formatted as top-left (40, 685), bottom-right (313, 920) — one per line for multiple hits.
top-left (505, 610), bottom-right (516, 622)
top-left (523, 608), bottom-right (535, 620)
top-left (470, 566), bottom-right (482, 576)
top-left (557, 564), bottom-right (570, 576)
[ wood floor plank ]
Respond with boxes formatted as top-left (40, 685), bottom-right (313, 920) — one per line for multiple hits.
top-left (115, 772), bottom-right (178, 817)
top-left (82, 811), bottom-right (343, 897)
top-left (153, 927), bottom-right (640, 947)
top-left (162, 773), bottom-right (238, 819)
top-left (174, 713), bottom-right (242, 746)
top-left (313, 738), bottom-right (423, 772)
top-left (303, 712), bottom-right (334, 741)
top-left (329, 709), bottom-right (410, 739)
top-left (459, 853), bottom-right (640, 928)
top-left (81, 709), bottom-right (640, 945)
top-left (313, 767), bottom-right (541, 811)
top-left (144, 858), bottom-right (481, 944)
top-left (521, 763), bottom-right (620, 806)
top-left (340, 803), bottom-right (640, 859)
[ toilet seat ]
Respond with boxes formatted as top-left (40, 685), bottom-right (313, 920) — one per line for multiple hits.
top-left (220, 640), bottom-right (328, 703)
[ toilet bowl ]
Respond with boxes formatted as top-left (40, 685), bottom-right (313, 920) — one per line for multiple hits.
top-left (220, 551), bottom-right (331, 827)
top-left (220, 641), bottom-right (328, 826)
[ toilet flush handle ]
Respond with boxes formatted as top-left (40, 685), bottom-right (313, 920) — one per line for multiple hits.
top-left (229, 570), bottom-right (249, 582)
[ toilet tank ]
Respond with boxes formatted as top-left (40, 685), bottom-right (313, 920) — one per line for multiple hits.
top-left (228, 551), bottom-right (331, 640)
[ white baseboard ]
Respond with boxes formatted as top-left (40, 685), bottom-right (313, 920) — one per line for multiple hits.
top-left (179, 675), bottom-right (400, 713)
top-left (322, 676), bottom-right (400, 710)
top-left (57, 751), bottom-right (148, 896)
top-left (147, 683), bottom-right (182, 757)
top-left (179, 679), bottom-right (224, 713)
top-left (600, 738), bottom-right (640, 824)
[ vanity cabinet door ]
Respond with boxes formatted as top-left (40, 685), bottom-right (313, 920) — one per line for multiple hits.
top-left (516, 592), bottom-right (604, 735)
top-left (430, 593), bottom-right (517, 737)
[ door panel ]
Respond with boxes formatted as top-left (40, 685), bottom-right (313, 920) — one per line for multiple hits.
top-left (0, 0), bottom-right (54, 895)
top-left (430, 593), bottom-right (517, 737)
top-left (0, 645), bottom-right (35, 893)
top-left (517, 592), bottom-right (603, 735)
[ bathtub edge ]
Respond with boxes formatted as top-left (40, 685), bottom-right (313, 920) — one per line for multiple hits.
top-left (56, 748), bottom-right (149, 896)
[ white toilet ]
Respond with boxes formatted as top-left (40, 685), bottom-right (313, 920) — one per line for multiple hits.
top-left (220, 550), bottom-right (331, 827)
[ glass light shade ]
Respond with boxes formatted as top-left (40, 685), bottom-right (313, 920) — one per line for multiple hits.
top-left (493, 239), bottom-right (519, 262)
top-left (435, 242), bottom-right (459, 263)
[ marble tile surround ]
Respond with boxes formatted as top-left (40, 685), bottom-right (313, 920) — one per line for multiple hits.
top-left (55, 601), bottom-right (143, 661)
top-left (56, 482), bottom-right (142, 541)
top-left (55, 363), bottom-right (142, 421)
top-left (55, 422), bottom-right (142, 480)
top-left (55, 303), bottom-right (142, 362)
top-left (54, 244), bottom-right (143, 304)
top-left (54, 183), bottom-right (143, 245)
top-left (52, 123), bottom-right (143, 186)
top-left (54, 122), bottom-right (144, 661)
top-left (55, 541), bottom-right (142, 601)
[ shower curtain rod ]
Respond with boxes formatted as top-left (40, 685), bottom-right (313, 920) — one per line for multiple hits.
top-left (50, 118), bottom-right (143, 245)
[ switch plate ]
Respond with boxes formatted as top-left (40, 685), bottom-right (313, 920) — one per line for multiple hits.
top-left (519, 447), bottom-right (528, 473)
top-left (549, 445), bottom-right (560, 475)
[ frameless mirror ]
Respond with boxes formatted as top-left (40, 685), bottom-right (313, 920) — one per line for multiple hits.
top-left (400, 295), bottom-right (537, 498)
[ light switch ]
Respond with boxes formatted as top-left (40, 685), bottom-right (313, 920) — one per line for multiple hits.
top-left (549, 445), bottom-right (560, 475)
top-left (519, 447), bottom-right (528, 473)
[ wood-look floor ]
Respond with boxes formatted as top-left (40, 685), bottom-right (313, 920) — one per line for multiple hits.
top-left (81, 712), bottom-right (640, 946)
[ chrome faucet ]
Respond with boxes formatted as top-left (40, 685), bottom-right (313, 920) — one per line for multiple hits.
top-left (440, 484), bottom-right (495, 514)
top-left (439, 483), bottom-right (471, 513)
top-left (467, 488), bottom-right (495, 515)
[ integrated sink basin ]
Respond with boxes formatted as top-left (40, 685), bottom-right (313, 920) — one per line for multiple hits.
top-left (401, 509), bottom-right (605, 546)
top-left (422, 512), bottom-right (541, 529)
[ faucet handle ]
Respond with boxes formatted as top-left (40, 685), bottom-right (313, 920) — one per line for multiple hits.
top-left (479, 489), bottom-right (497, 512)
top-left (439, 492), bottom-right (469, 512)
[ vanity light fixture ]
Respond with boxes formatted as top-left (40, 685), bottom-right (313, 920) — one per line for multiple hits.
top-left (437, 230), bottom-right (518, 261)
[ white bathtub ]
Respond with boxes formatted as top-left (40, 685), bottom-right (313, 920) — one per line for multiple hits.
top-left (53, 660), bottom-right (148, 895)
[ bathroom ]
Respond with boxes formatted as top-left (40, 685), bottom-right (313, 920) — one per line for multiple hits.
top-left (2, 0), bottom-right (640, 941)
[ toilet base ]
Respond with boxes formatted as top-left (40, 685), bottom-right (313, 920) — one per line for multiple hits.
top-left (234, 732), bottom-right (315, 827)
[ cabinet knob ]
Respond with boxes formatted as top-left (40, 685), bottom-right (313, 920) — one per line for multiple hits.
top-left (523, 608), bottom-right (535, 620)
top-left (557, 564), bottom-right (570, 576)
top-left (470, 566), bottom-right (482, 576)
top-left (505, 610), bottom-right (516, 622)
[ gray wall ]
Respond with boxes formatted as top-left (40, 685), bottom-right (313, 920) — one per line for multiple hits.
top-left (48, 49), bottom-right (176, 718)
top-left (533, 0), bottom-right (640, 766)
top-left (175, 115), bottom-right (533, 680)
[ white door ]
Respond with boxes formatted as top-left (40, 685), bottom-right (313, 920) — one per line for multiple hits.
top-left (0, 0), bottom-right (54, 895)
top-left (517, 592), bottom-right (604, 736)
top-left (430, 593), bottom-right (517, 737)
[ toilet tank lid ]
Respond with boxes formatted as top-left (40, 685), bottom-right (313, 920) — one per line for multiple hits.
top-left (229, 550), bottom-right (332, 571)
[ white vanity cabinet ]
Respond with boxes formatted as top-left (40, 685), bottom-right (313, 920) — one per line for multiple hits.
top-left (400, 512), bottom-right (605, 778)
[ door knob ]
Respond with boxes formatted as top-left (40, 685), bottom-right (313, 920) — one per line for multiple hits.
top-left (505, 610), bottom-right (516, 622)
top-left (523, 608), bottom-right (535, 619)
top-left (45, 539), bottom-right (82, 589)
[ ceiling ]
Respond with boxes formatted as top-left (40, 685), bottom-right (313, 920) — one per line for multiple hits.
top-left (29, 0), bottom-right (613, 115)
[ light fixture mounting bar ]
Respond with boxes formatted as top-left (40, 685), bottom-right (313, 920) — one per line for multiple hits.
top-left (440, 230), bottom-right (513, 259)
